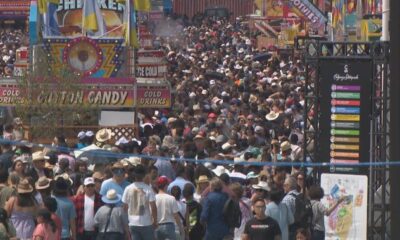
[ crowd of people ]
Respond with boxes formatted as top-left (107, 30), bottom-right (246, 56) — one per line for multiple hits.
top-left (0, 17), bottom-right (346, 240)
top-left (0, 27), bottom-right (27, 77)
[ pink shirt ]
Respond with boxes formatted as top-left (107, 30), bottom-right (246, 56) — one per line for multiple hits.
top-left (33, 223), bottom-right (58, 240)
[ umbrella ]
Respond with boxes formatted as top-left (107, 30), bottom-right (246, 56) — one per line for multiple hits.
top-left (253, 53), bottom-right (272, 62)
top-left (204, 71), bottom-right (225, 80)
top-left (77, 149), bottom-right (119, 165)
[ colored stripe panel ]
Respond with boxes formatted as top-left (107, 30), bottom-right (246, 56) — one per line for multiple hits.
top-left (332, 85), bottom-right (361, 91)
top-left (330, 159), bottom-right (360, 164)
top-left (331, 99), bottom-right (361, 106)
top-left (331, 92), bottom-right (360, 99)
top-left (331, 107), bottom-right (360, 114)
top-left (330, 144), bottom-right (359, 151)
top-left (331, 129), bottom-right (360, 136)
top-left (330, 137), bottom-right (360, 143)
top-left (331, 122), bottom-right (360, 129)
top-left (331, 114), bottom-right (360, 121)
top-left (330, 151), bottom-right (359, 158)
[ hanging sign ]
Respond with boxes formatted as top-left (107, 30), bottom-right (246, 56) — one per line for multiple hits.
top-left (289, 0), bottom-right (327, 27)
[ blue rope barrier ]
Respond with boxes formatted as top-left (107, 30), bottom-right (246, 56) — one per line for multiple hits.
top-left (1, 139), bottom-right (396, 168)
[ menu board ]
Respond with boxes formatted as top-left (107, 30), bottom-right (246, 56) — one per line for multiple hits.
top-left (318, 60), bottom-right (373, 172)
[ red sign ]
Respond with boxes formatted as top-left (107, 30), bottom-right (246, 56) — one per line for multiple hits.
top-left (137, 50), bottom-right (165, 64)
top-left (137, 85), bottom-right (171, 108)
top-left (149, 11), bottom-right (163, 21)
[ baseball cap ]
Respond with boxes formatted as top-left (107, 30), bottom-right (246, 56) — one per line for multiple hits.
top-left (157, 176), bottom-right (170, 188)
top-left (84, 177), bottom-right (95, 186)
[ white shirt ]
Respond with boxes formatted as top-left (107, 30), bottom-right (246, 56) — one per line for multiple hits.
top-left (84, 195), bottom-right (95, 231)
top-left (122, 182), bottom-right (156, 226)
top-left (155, 193), bottom-right (179, 224)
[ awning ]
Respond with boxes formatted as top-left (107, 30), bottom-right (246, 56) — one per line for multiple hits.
top-left (0, 0), bottom-right (30, 18)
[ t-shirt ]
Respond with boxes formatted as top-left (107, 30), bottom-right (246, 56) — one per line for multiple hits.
top-left (311, 200), bottom-right (327, 231)
top-left (94, 205), bottom-right (129, 234)
top-left (0, 185), bottom-right (15, 209)
top-left (100, 179), bottom-right (130, 198)
top-left (244, 217), bottom-right (281, 240)
top-left (54, 196), bottom-right (76, 239)
top-left (155, 193), bottom-right (179, 224)
top-left (84, 195), bottom-right (95, 231)
top-left (32, 223), bottom-right (58, 240)
top-left (122, 182), bottom-right (156, 226)
top-left (51, 213), bottom-right (62, 240)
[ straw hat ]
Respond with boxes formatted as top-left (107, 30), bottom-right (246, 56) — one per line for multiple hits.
top-left (18, 179), bottom-right (33, 193)
top-left (95, 128), bottom-right (113, 142)
top-left (196, 175), bottom-right (210, 184)
top-left (32, 151), bottom-right (48, 162)
top-left (265, 112), bottom-right (280, 121)
top-left (102, 189), bottom-right (121, 204)
top-left (35, 177), bottom-right (52, 190)
top-left (281, 141), bottom-right (292, 152)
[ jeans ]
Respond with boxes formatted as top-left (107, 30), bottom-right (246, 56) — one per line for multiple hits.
top-left (77, 231), bottom-right (97, 240)
top-left (312, 230), bottom-right (325, 240)
top-left (130, 225), bottom-right (155, 240)
top-left (156, 222), bottom-right (176, 240)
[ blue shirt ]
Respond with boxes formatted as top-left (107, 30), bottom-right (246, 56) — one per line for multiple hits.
top-left (100, 178), bottom-right (130, 196)
top-left (154, 159), bottom-right (175, 180)
top-left (167, 177), bottom-right (194, 194)
top-left (266, 202), bottom-right (294, 240)
top-left (54, 196), bottom-right (76, 239)
top-left (200, 191), bottom-right (230, 240)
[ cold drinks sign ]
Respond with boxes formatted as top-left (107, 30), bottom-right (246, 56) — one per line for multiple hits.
top-left (318, 60), bottom-right (372, 172)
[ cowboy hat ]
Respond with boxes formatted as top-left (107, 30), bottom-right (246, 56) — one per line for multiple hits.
top-left (35, 177), bottom-right (52, 190)
top-left (95, 128), bottom-right (113, 142)
top-left (32, 151), bottom-right (49, 162)
top-left (212, 165), bottom-right (230, 176)
top-left (196, 175), bottom-right (210, 184)
top-left (102, 189), bottom-right (121, 204)
top-left (18, 179), bottom-right (33, 193)
top-left (281, 141), bottom-right (292, 152)
top-left (252, 181), bottom-right (270, 192)
top-left (265, 112), bottom-right (280, 121)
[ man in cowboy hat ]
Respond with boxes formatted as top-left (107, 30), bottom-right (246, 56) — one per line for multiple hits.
top-left (27, 151), bottom-right (52, 182)
top-left (99, 162), bottom-right (130, 203)
top-left (73, 177), bottom-right (103, 240)
top-left (95, 128), bottom-right (113, 149)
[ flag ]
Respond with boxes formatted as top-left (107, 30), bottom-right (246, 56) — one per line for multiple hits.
top-left (82, 0), bottom-right (99, 32)
top-left (134, 0), bottom-right (151, 12)
top-left (125, 0), bottom-right (139, 47)
top-left (43, 0), bottom-right (60, 36)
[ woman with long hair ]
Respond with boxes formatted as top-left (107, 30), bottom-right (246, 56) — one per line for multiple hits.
top-left (32, 208), bottom-right (57, 240)
top-left (4, 179), bottom-right (38, 240)
top-left (10, 159), bottom-right (26, 179)
top-left (0, 208), bottom-right (16, 240)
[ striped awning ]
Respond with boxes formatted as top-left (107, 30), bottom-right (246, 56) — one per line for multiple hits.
top-left (0, 0), bottom-right (30, 17)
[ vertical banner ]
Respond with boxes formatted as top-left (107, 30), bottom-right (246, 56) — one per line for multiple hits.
top-left (321, 174), bottom-right (368, 240)
top-left (318, 59), bottom-right (372, 172)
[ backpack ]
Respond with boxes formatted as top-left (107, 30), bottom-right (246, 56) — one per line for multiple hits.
top-left (290, 193), bottom-right (313, 229)
top-left (187, 200), bottom-right (205, 240)
top-left (223, 197), bottom-right (242, 228)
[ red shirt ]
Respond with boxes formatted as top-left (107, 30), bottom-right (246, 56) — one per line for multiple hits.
top-left (51, 213), bottom-right (62, 240)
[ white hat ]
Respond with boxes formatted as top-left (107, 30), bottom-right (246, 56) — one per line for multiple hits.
top-left (202, 90), bottom-right (208, 95)
top-left (189, 92), bottom-right (197, 98)
top-left (102, 189), bottom-right (121, 204)
top-left (252, 181), bottom-right (270, 191)
top-left (254, 126), bottom-right (264, 133)
top-left (77, 131), bottom-right (86, 139)
top-left (115, 137), bottom-right (129, 146)
top-left (84, 177), bottom-right (95, 186)
top-left (85, 131), bottom-right (94, 137)
top-left (265, 112), bottom-right (280, 121)
top-left (222, 142), bottom-right (235, 150)
top-left (212, 166), bottom-right (230, 176)
top-left (210, 80), bottom-right (216, 85)
top-left (238, 48), bottom-right (245, 53)
top-left (234, 64), bottom-right (242, 70)
top-left (221, 91), bottom-right (229, 97)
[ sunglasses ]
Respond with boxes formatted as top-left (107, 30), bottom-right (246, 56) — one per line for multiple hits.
top-left (85, 184), bottom-right (95, 188)
top-left (112, 169), bottom-right (125, 174)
